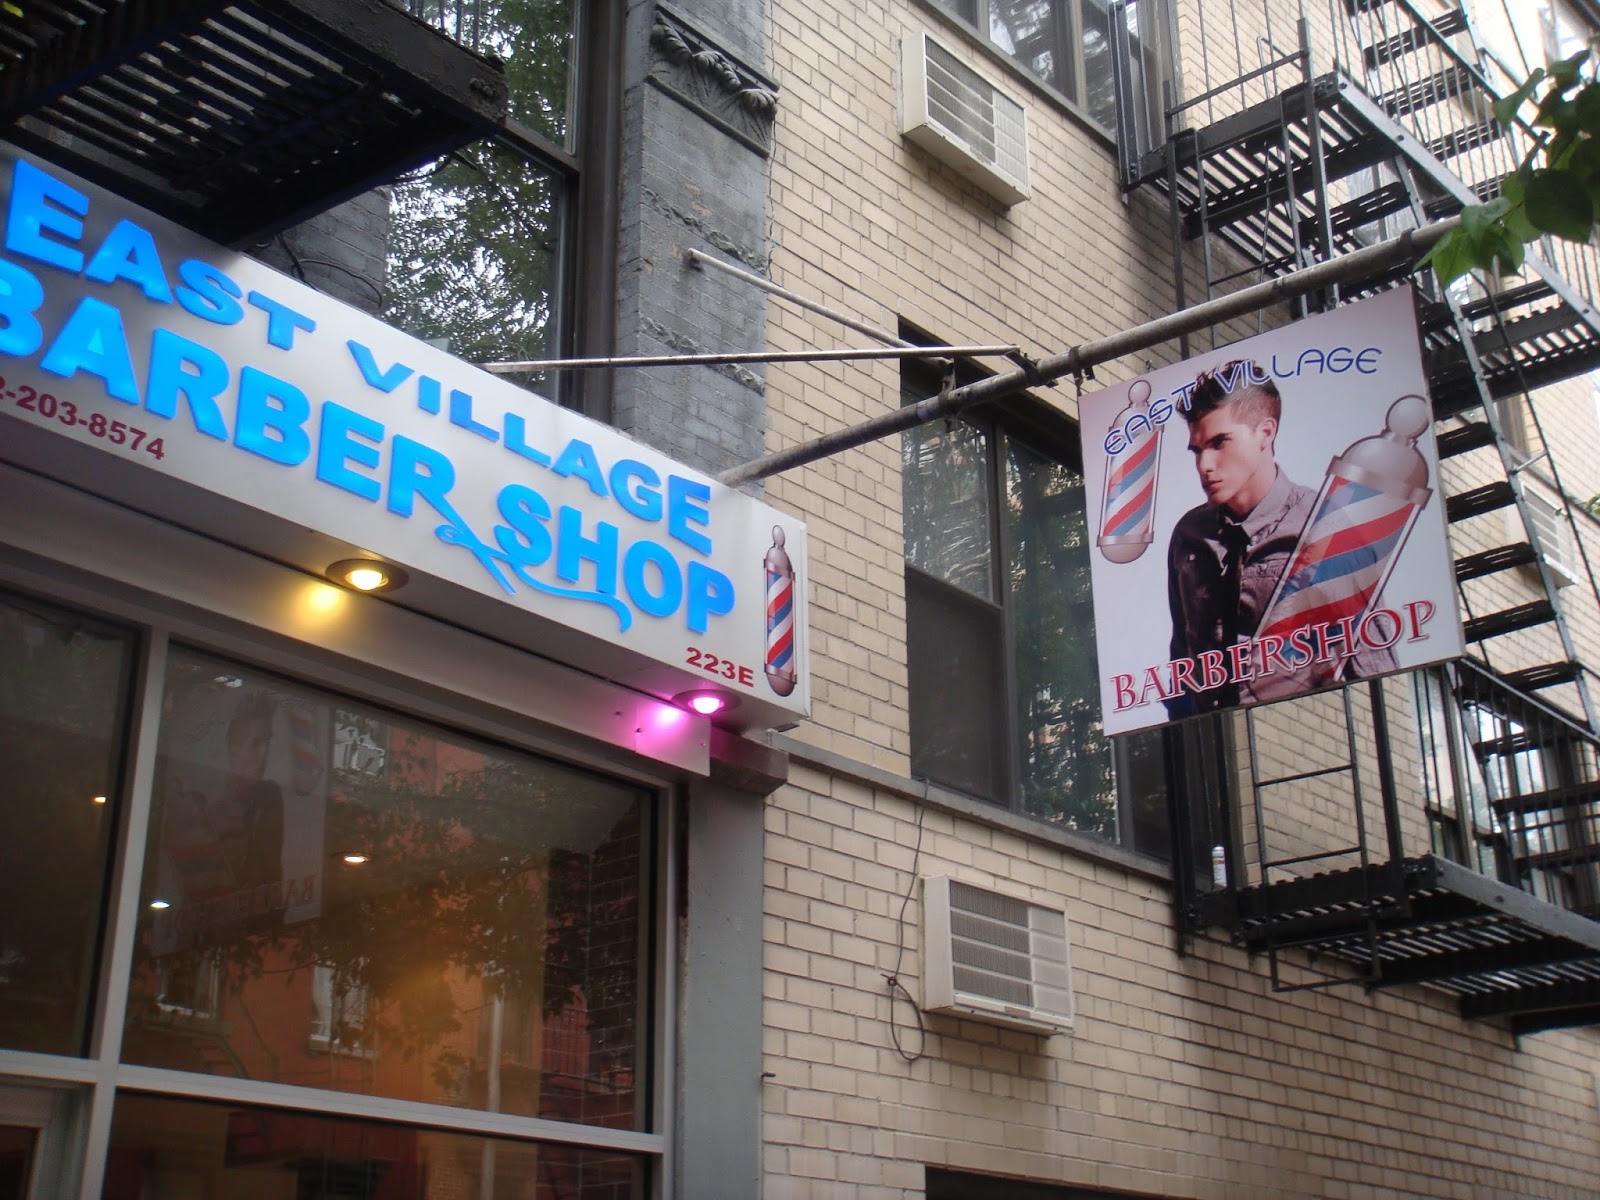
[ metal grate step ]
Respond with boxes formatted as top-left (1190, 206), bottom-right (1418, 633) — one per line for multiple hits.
top-left (1378, 63), bottom-right (1475, 118)
top-left (1363, 8), bottom-right (1470, 68)
top-left (1516, 843), bottom-right (1600, 873)
top-left (1502, 661), bottom-right (1585, 692)
top-left (1454, 541), bottom-right (1538, 581)
top-left (1463, 601), bottom-right (1557, 643)
top-left (1489, 776), bottom-right (1600, 817)
top-left (1435, 421), bottom-right (1495, 459)
top-left (1425, 119), bottom-right (1503, 162)
top-left (1446, 481), bottom-right (1515, 522)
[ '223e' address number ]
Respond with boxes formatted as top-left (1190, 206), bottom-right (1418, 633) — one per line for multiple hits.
top-left (6, 376), bottom-right (166, 460)
top-left (685, 646), bottom-right (755, 687)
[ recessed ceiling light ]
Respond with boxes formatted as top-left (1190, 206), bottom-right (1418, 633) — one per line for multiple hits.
top-left (341, 853), bottom-right (369, 865)
top-left (674, 689), bottom-right (739, 717)
top-left (327, 559), bottom-right (408, 593)
top-left (149, 899), bottom-right (171, 910)
top-left (92, 795), bottom-right (107, 805)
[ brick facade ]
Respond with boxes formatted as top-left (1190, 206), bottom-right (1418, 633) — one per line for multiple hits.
top-left (741, 0), bottom-right (1600, 1195)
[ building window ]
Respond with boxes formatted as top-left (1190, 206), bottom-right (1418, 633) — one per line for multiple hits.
top-left (925, 0), bottom-right (1169, 147)
top-left (378, 1), bottom-right (618, 412)
top-left (0, 574), bottom-right (665, 1180)
top-left (123, 645), bottom-right (650, 1130)
top-left (901, 364), bottom-right (1227, 855)
top-left (0, 593), bottom-right (135, 1058)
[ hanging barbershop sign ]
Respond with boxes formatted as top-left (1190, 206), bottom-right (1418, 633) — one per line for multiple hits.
top-left (0, 145), bottom-right (808, 727)
top-left (1080, 286), bottom-right (1463, 735)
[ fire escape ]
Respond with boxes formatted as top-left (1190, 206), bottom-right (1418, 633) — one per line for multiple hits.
top-left (1121, 0), bottom-right (1600, 1032)
top-left (1, 0), bottom-right (508, 244)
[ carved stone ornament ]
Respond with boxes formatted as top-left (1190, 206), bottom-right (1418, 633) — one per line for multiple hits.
top-left (649, 6), bottom-right (779, 156)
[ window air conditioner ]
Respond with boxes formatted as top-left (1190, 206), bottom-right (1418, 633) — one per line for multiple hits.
top-left (899, 32), bottom-right (1031, 207)
top-left (922, 876), bottom-right (1073, 1035)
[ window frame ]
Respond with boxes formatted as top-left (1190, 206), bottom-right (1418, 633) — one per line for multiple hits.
top-left (901, 357), bottom-right (1223, 855)
top-left (379, 1), bottom-right (623, 422)
top-left (917, 0), bottom-right (1173, 148)
top-left (0, 525), bottom-right (676, 1190)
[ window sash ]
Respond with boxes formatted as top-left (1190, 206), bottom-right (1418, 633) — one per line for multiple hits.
top-left (0, 578), bottom-right (669, 1172)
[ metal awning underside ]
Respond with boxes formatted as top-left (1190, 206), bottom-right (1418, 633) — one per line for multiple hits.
top-left (0, 0), bottom-right (508, 244)
top-left (1198, 854), bottom-right (1600, 1034)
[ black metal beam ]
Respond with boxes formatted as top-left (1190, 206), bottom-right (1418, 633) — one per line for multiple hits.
top-left (1459, 979), bottom-right (1600, 1021)
top-left (1512, 1004), bottom-right (1600, 1035)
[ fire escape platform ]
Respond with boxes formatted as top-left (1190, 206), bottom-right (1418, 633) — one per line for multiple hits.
top-left (1133, 72), bottom-right (1600, 421)
top-left (1194, 854), bottom-right (1600, 1034)
top-left (0, 0), bottom-right (508, 245)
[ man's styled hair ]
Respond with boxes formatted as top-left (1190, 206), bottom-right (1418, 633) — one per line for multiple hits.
top-left (1182, 359), bottom-right (1281, 430)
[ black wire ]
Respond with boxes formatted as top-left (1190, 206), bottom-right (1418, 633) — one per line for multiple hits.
top-left (884, 799), bottom-right (928, 1064)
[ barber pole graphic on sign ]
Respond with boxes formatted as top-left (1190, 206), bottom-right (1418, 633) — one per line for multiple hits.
top-left (764, 526), bottom-right (797, 696)
top-left (1097, 379), bottom-right (1163, 564)
top-left (1252, 395), bottom-right (1434, 702)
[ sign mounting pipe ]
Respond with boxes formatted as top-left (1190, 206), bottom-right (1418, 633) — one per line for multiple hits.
top-left (716, 217), bottom-right (1461, 488)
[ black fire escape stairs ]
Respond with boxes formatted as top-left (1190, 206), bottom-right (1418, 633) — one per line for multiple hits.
top-left (1119, 0), bottom-right (1600, 1032)
top-left (0, 0), bottom-right (509, 245)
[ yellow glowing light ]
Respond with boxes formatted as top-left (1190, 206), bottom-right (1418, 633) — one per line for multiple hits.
top-left (342, 853), bottom-right (369, 865)
top-left (345, 566), bottom-right (388, 591)
top-left (149, 899), bottom-right (171, 910)
top-left (92, 795), bottom-right (107, 805)
top-left (304, 582), bottom-right (345, 614)
top-left (327, 559), bottom-right (407, 594)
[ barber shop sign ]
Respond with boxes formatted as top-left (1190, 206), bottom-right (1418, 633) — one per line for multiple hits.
top-left (1080, 286), bottom-right (1463, 735)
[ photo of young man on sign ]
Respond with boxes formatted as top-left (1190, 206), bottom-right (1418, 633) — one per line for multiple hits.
top-left (1081, 286), bottom-right (1462, 736)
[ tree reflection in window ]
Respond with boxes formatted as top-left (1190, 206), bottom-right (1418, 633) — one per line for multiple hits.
top-left (125, 648), bottom-right (649, 1132)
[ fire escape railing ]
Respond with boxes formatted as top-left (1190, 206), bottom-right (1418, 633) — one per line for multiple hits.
top-left (1126, 0), bottom-right (1600, 1027)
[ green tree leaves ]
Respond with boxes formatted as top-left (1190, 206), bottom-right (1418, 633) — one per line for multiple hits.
top-left (1424, 43), bottom-right (1600, 285)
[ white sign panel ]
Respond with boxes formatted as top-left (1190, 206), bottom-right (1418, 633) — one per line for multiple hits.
top-left (0, 146), bottom-right (807, 726)
top-left (1080, 286), bottom-right (1463, 735)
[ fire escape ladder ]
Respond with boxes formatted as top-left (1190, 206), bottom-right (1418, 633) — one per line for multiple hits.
top-left (1136, 0), bottom-right (1600, 1027)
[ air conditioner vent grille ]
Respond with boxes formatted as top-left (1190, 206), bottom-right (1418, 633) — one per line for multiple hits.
top-left (923, 876), bottom-right (1073, 1034)
top-left (899, 32), bottom-right (1030, 206)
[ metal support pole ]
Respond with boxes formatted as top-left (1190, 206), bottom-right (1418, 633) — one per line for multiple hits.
top-left (685, 249), bottom-right (914, 350)
top-left (718, 217), bottom-right (1461, 487)
top-left (482, 343), bottom-right (1019, 373)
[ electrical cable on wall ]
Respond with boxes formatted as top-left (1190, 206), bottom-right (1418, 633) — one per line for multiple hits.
top-left (884, 799), bottom-right (928, 1064)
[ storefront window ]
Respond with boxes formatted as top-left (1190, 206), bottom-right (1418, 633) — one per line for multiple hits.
top-left (0, 593), bottom-right (135, 1057)
top-left (105, 1093), bottom-right (644, 1199)
top-left (122, 647), bottom-right (649, 1131)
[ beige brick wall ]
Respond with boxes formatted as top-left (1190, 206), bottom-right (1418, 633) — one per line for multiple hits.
top-left (754, 0), bottom-right (1600, 1193)
top-left (762, 765), bottom-right (1600, 1199)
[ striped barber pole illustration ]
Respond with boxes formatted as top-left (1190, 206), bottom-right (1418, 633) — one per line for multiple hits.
top-left (1255, 396), bottom-right (1433, 680)
top-left (1257, 477), bottom-right (1416, 651)
top-left (1098, 381), bottom-right (1162, 564)
top-left (764, 526), bottom-right (797, 696)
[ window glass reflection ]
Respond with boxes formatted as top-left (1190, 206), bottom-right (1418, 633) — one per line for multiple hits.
top-left (0, 593), bottom-right (134, 1057)
top-left (124, 648), bottom-right (648, 1131)
top-left (1002, 435), bottom-right (1117, 836)
top-left (397, 0), bottom-right (576, 144)
top-left (903, 413), bottom-right (996, 600)
top-left (106, 1093), bottom-right (643, 1199)
top-left (383, 141), bottom-right (563, 394)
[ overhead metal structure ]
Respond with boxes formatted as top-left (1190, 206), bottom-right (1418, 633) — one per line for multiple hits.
top-left (1135, 0), bottom-right (1600, 1032)
top-left (0, 0), bottom-right (508, 245)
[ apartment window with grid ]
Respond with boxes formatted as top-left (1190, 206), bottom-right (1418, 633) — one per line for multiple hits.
top-left (925, 0), bottom-right (1170, 147)
top-left (381, 1), bottom-right (619, 414)
top-left (901, 363), bottom-right (1227, 855)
